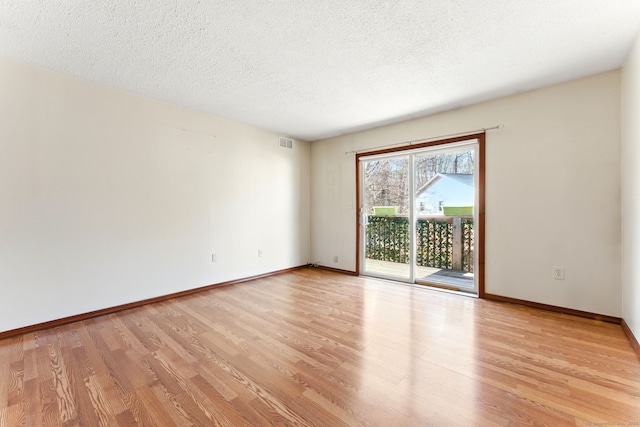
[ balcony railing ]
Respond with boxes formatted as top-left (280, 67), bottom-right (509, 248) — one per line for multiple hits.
top-left (366, 215), bottom-right (474, 272)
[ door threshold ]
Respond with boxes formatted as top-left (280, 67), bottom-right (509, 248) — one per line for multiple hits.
top-left (417, 281), bottom-right (460, 292)
top-left (361, 274), bottom-right (478, 298)
top-left (415, 281), bottom-right (478, 297)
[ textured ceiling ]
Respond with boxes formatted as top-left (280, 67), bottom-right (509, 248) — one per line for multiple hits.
top-left (1, 1), bottom-right (639, 141)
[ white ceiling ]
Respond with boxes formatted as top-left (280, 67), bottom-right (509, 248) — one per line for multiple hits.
top-left (1, 1), bottom-right (639, 141)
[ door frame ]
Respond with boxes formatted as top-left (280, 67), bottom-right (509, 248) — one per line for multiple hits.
top-left (355, 133), bottom-right (485, 298)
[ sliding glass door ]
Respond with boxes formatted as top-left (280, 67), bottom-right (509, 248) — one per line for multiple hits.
top-left (359, 137), bottom-right (481, 294)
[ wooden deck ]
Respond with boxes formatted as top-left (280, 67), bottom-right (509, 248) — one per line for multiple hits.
top-left (365, 258), bottom-right (474, 288)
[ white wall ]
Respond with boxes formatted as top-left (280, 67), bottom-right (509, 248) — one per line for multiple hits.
top-left (622, 33), bottom-right (640, 338)
top-left (0, 59), bottom-right (311, 333)
top-left (312, 71), bottom-right (622, 317)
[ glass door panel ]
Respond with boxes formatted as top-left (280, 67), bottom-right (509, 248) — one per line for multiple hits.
top-left (414, 145), bottom-right (477, 293)
top-left (360, 155), bottom-right (411, 281)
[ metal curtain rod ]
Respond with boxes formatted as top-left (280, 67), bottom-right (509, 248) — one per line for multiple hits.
top-left (344, 124), bottom-right (503, 155)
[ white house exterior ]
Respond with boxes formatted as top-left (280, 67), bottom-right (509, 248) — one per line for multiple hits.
top-left (416, 173), bottom-right (474, 214)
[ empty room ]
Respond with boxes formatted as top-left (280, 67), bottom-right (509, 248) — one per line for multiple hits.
top-left (2, 1), bottom-right (640, 425)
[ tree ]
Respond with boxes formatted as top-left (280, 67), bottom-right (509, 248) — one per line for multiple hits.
top-left (364, 149), bottom-right (474, 215)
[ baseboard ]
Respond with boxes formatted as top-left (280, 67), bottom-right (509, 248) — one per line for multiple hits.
top-left (0, 265), bottom-right (306, 341)
top-left (484, 293), bottom-right (621, 324)
top-left (312, 265), bottom-right (358, 276)
top-left (621, 319), bottom-right (640, 360)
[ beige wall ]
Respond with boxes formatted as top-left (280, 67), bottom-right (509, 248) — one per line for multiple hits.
top-left (622, 33), bottom-right (640, 338)
top-left (312, 71), bottom-right (622, 317)
top-left (0, 55), bottom-right (629, 332)
top-left (0, 59), bottom-right (311, 333)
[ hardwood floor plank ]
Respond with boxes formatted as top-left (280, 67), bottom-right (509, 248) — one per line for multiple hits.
top-left (7, 360), bottom-right (23, 407)
top-left (0, 338), bottom-right (15, 406)
top-left (38, 378), bottom-right (60, 426)
top-left (299, 387), bottom-right (364, 426)
top-left (47, 342), bottom-right (77, 423)
top-left (0, 402), bottom-right (25, 427)
top-left (131, 385), bottom-right (181, 427)
top-left (190, 361), bottom-right (239, 403)
top-left (150, 349), bottom-right (231, 425)
top-left (136, 384), bottom-right (190, 427)
top-left (114, 409), bottom-right (138, 427)
top-left (61, 345), bottom-right (102, 427)
top-left (294, 362), bottom-right (386, 425)
top-left (117, 391), bottom-right (159, 427)
top-left (188, 374), bottom-right (253, 427)
top-left (83, 375), bottom-right (118, 427)
top-left (140, 355), bottom-right (211, 426)
top-left (1, 268), bottom-right (640, 425)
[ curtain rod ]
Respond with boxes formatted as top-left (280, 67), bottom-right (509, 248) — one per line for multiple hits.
top-left (344, 124), bottom-right (503, 155)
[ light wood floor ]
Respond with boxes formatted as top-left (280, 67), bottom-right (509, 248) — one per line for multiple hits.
top-left (1, 268), bottom-right (639, 426)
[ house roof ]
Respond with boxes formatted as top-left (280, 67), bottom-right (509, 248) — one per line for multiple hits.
top-left (417, 173), bottom-right (474, 195)
top-left (1, 1), bottom-right (639, 141)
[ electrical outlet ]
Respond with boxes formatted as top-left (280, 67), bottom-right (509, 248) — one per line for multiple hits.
top-left (212, 253), bottom-right (217, 263)
top-left (258, 249), bottom-right (263, 258)
top-left (553, 267), bottom-right (565, 280)
top-left (333, 256), bottom-right (339, 263)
